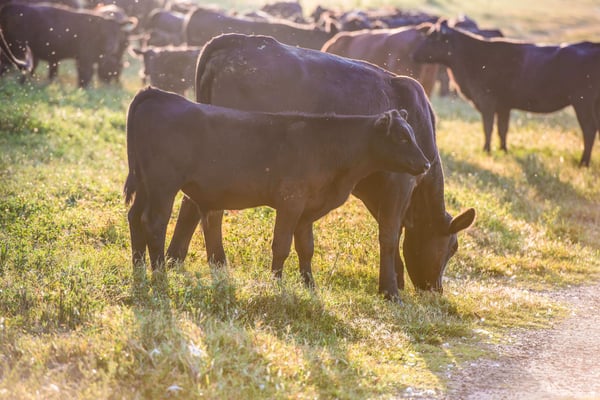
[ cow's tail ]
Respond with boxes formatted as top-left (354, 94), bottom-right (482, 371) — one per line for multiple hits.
top-left (124, 87), bottom-right (156, 205)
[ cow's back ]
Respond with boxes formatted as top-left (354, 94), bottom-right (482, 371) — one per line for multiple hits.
top-left (197, 34), bottom-right (398, 114)
top-left (322, 27), bottom-right (439, 96)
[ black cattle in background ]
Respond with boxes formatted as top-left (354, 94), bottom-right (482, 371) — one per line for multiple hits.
top-left (132, 46), bottom-right (201, 95)
top-left (0, 3), bottom-right (136, 86)
top-left (413, 19), bottom-right (600, 166)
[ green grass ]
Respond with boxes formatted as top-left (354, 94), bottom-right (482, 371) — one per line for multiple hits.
top-left (2, 1), bottom-right (600, 398)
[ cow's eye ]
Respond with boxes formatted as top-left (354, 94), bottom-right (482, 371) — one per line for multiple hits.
top-left (395, 131), bottom-right (410, 144)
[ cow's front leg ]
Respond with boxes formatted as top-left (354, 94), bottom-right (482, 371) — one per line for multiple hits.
top-left (378, 219), bottom-right (402, 301)
top-left (376, 186), bottom-right (409, 301)
top-left (202, 210), bottom-right (226, 266)
top-left (294, 219), bottom-right (315, 288)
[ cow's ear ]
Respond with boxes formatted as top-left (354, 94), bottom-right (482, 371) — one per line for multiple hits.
top-left (398, 109), bottom-right (408, 120)
top-left (439, 19), bottom-right (451, 35)
top-left (374, 111), bottom-right (393, 133)
top-left (416, 22), bottom-right (434, 34)
top-left (448, 208), bottom-right (476, 234)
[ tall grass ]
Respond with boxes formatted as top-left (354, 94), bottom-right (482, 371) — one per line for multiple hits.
top-left (1, 1), bottom-right (600, 398)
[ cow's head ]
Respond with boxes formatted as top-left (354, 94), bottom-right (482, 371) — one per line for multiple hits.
top-left (96, 11), bottom-right (138, 83)
top-left (403, 206), bottom-right (475, 292)
top-left (131, 47), bottom-right (156, 85)
top-left (373, 109), bottom-right (431, 176)
top-left (412, 18), bottom-right (454, 64)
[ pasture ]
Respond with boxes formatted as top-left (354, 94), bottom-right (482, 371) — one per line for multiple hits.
top-left (1, 0), bottom-right (600, 398)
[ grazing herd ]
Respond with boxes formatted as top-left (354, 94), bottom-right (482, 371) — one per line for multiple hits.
top-left (0, 1), bottom-right (597, 301)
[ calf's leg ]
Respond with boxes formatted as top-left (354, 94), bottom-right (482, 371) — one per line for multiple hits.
top-left (271, 207), bottom-right (303, 280)
top-left (141, 195), bottom-right (175, 273)
top-left (167, 195), bottom-right (202, 262)
top-left (127, 191), bottom-right (147, 267)
top-left (293, 219), bottom-right (315, 288)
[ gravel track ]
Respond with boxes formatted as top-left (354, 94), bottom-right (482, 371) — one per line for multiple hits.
top-left (440, 282), bottom-right (600, 399)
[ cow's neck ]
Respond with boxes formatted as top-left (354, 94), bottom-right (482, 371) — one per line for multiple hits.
top-left (445, 31), bottom-right (492, 100)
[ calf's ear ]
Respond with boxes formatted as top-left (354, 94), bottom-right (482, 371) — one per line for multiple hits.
top-left (374, 111), bottom-right (393, 133)
top-left (448, 208), bottom-right (476, 234)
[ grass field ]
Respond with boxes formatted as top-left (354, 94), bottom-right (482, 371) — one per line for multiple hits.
top-left (1, 1), bottom-right (600, 398)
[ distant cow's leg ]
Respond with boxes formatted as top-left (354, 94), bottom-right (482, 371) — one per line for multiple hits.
top-left (48, 61), bottom-right (58, 81)
top-left (167, 195), bottom-right (202, 262)
top-left (294, 219), bottom-right (315, 288)
top-left (479, 106), bottom-right (495, 153)
top-left (497, 107), bottom-right (511, 152)
top-left (76, 58), bottom-right (94, 87)
top-left (573, 102), bottom-right (598, 167)
top-left (202, 210), bottom-right (226, 266)
top-left (271, 207), bottom-right (303, 280)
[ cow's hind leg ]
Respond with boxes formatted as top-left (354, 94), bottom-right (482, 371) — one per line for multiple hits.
top-left (573, 102), bottom-right (598, 167)
top-left (167, 195), bottom-right (202, 262)
top-left (294, 219), bottom-right (315, 288)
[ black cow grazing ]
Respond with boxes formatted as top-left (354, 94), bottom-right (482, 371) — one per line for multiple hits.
top-left (144, 9), bottom-right (186, 47)
top-left (0, 3), bottom-right (136, 87)
top-left (413, 19), bottom-right (600, 166)
top-left (132, 46), bottom-right (201, 95)
top-left (88, 0), bottom-right (162, 29)
top-left (167, 34), bottom-right (476, 299)
top-left (94, 4), bottom-right (137, 83)
top-left (260, 1), bottom-right (305, 23)
top-left (184, 7), bottom-right (337, 49)
top-left (125, 87), bottom-right (430, 286)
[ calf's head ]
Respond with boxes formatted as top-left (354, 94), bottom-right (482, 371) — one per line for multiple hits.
top-left (373, 109), bottom-right (430, 176)
top-left (403, 206), bottom-right (476, 292)
top-left (412, 19), bottom-right (455, 64)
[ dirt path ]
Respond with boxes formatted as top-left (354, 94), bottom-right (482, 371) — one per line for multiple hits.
top-left (440, 282), bottom-right (600, 399)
